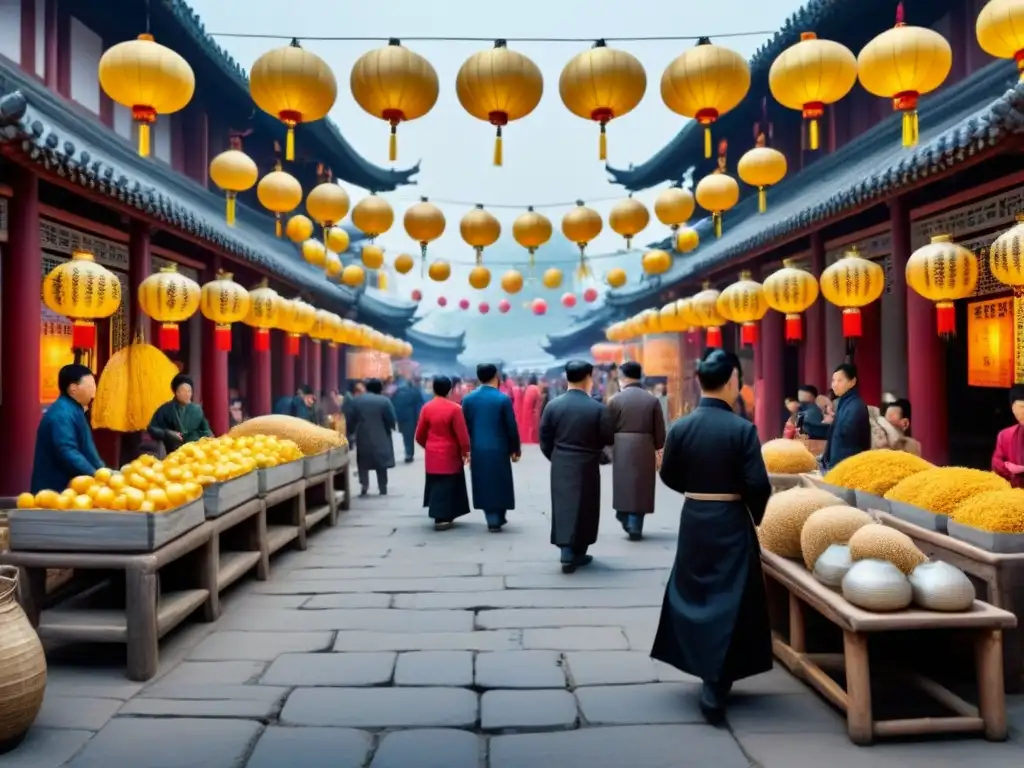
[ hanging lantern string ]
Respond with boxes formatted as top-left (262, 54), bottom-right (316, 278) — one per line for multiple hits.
top-left (385, 193), bottom-right (650, 209)
top-left (209, 30), bottom-right (776, 43)
top-left (410, 248), bottom-right (669, 269)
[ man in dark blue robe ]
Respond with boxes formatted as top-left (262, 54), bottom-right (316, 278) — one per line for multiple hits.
top-left (652, 349), bottom-right (773, 724)
top-left (391, 377), bottom-right (426, 463)
top-left (462, 363), bottom-right (521, 532)
top-left (31, 364), bottom-right (105, 493)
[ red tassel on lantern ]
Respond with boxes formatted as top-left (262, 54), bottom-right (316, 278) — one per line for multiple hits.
top-left (286, 334), bottom-right (300, 356)
top-left (741, 322), bottom-right (758, 346)
top-left (214, 325), bottom-right (232, 352)
top-left (706, 326), bottom-right (723, 348)
top-left (936, 301), bottom-right (956, 337)
top-left (841, 308), bottom-right (862, 338)
top-left (159, 323), bottom-right (180, 351)
top-left (254, 328), bottom-right (270, 352)
top-left (785, 314), bottom-right (802, 342)
top-left (71, 320), bottom-right (96, 350)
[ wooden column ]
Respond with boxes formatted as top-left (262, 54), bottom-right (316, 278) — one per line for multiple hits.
top-left (279, 331), bottom-right (295, 401)
top-left (249, 327), bottom-right (272, 417)
top-left (200, 259), bottom-right (228, 436)
top-left (310, 341), bottom-right (323, 396)
top-left (324, 343), bottom-right (339, 396)
top-left (299, 337), bottom-right (313, 388)
top-left (127, 221), bottom-right (151, 342)
top-left (756, 307), bottom-right (785, 442)
top-left (857, 301), bottom-right (883, 407)
top-left (907, 264), bottom-right (949, 465)
top-left (0, 166), bottom-right (42, 495)
top-left (885, 198), bottom-right (910, 397)
top-left (804, 232), bottom-right (828, 393)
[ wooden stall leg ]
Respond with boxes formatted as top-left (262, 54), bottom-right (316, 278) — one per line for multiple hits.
top-left (125, 568), bottom-right (159, 682)
top-left (975, 629), bottom-right (1008, 741)
top-left (340, 462), bottom-right (351, 512)
top-left (842, 631), bottom-right (873, 745)
top-left (199, 533), bottom-right (220, 621)
top-left (788, 592), bottom-right (806, 653)
top-left (293, 493), bottom-right (308, 551)
top-left (326, 478), bottom-right (338, 526)
top-left (254, 502), bottom-right (270, 581)
top-left (19, 567), bottom-right (46, 627)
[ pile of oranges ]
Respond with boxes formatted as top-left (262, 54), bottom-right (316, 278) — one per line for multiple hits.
top-left (16, 434), bottom-right (303, 514)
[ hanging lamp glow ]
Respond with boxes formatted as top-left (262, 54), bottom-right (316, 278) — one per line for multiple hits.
top-left (137, 263), bottom-right (201, 352)
top-left (737, 134), bottom-right (787, 213)
top-left (654, 186), bottom-right (695, 234)
top-left (306, 169), bottom-right (350, 235)
top-left (460, 205), bottom-right (501, 279)
top-left (243, 280), bottom-right (281, 353)
top-left (695, 172), bottom-right (740, 238)
top-left (41, 249), bottom-right (122, 351)
top-left (512, 207), bottom-right (553, 279)
top-left (257, 160), bottom-right (303, 237)
top-left (675, 227), bottom-right (700, 253)
top-left (404, 197), bottom-right (446, 274)
top-left (208, 135), bottom-right (258, 226)
top-left (717, 271), bottom-right (768, 346)
top-left (285, 214), bottom-right (315, 244)
top-left (691, 281), bottom-right (727, 347)
top-left (977, 0), bottom-right (1024, 82)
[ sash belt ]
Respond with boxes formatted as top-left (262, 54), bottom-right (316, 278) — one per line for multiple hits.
top-left (684, 492), bottom-right (741, 501)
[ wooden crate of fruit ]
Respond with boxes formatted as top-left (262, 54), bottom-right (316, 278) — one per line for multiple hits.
top-left (8, 498), bottom-right (205, 553)
top-left (258, 460), bottom-right (304, 495)
top-left (202, 471), bottom-right (259, 519)
top-left (303, 451), bottom-right (330, 479)
top-left (328, 446), bottom-right (349, 471)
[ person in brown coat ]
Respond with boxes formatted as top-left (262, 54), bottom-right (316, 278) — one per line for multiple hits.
top-left (603, 361), bottom-right (667, 540)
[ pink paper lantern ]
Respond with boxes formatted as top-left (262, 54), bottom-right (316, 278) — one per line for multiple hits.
top-left (479, 302), bottom-right (490, 314)
top-left (561, 292), bottom-right (577, 308)
top-left (583, 287), bottom-right (598, 303)
top-left (532, 298), bottom-right (548, 316)
top-left (459, 298), bottom-right (470, 310)
top-left (498, 299), bottom-right (511, 314)
top-left (411, 289), bottom-right (423, 302)
top-left (437, 296), bottom-right (447, 307)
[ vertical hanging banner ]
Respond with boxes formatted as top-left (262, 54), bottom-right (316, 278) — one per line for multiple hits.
top-left (966, 297), bottom-right (1014, 388)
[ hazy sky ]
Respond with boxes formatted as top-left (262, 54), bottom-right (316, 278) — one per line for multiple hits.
top-left (187, 0), bottom-right (806, 361)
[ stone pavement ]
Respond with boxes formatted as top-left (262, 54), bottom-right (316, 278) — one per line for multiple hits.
top-left (11, 438), bottom-right (1024, 767)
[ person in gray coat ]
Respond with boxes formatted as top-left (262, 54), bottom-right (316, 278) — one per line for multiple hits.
top-left (603, 361), bottom-right (666, 541)
top-left (347, 378), bottom-right (397, 496)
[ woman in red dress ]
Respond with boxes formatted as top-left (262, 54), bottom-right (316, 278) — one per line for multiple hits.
top-left (415, 375), bottom-right (472, 530)
top-left (520, 375), bottom-right (542, 444)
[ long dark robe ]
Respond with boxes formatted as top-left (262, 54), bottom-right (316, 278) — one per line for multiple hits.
top-left (539, 389), bottom-right (613, 548)
top-left (462, 386), bottom-right (520, 512)
top-left (651, 397), bottom-right (773, 685)
top-left (423, 470), bottom-right (471, 521)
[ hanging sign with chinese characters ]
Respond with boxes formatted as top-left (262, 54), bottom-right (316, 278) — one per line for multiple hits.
top-left (966, 297), bottom-right (1014, 388)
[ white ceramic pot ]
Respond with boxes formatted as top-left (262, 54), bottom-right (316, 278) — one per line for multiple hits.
top-left (909, 561), bottom-right (975, 612)
top-left (813, 544), bottom-right (852, 589)
top-left (841, 559), bottom-right (912, 612)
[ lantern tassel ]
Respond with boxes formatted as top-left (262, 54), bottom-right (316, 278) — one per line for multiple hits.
top-left (225, 193), bottom-right (236, 227)
top-left (214, 325), bottom-right (232, 352)
top-left (704, 126), bottom-right (712, 159)
top-left (741, 322), bottom-right (758, 346)
top-left (1017, 50), bottom-right (1024, 81)
top-left (286, 335), bottom-right (300, 356)
top-left (285, 125), bottom-right (295, 162)
top-left (159, 323), bottom-right (180, 352)
top-left (842, 308), bottom-right (862, 338)
top-left (809, 118), bottom-right (820, 151)
top-left (275, 216), bottom-right (282, 238)
top-left (902, 111), bottom-right (919, 147)
top-left (758, 188), bottom-right (767, 214)
top-left (254, 328), bottom-right (270, 353)
top-left (138, 122), bottom-right (151, 158)
top-left (713, 212), bottom-right (722, 238)
top-left (936, 302), bottom-right (956, 338)
top-left (389, 124), bottom-right (398, 162)
top-left (785, 314), bottom-right (803, 343)
top-left (71, 320), bottom-right (96, 351)
top-left (706, 326), bottom-right (723, 348)
top-left (494, 126), bottom-right (503, 167)
top-left (599, 123), bottom-right (608, 161)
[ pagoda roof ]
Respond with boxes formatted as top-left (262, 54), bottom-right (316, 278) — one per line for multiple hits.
top-left (406, 326), bottom-right (467, 357)
top-left (160, 0), bottom-right (417, 192)
top-left (541, 305), bottom-right (617, 355)
top-left (601, 63), bottom-right (1024, 309)
top-left (606, 0), bottom-right (958, 191)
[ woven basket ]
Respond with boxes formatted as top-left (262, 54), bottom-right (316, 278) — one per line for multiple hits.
top-left (0, 566), bottom-right (46, 750)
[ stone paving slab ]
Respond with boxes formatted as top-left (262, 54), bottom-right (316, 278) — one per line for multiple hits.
top-left (521, 627), bottom-right (629, 650)
top-left (33, 695), bottom-right (122, 731)
top-left (475, 651), bottom-right (566, 689)
top-left (369, 729), bottom-right (484, 768)
top-left (333, 630), bottom-right (521, 652)
top-left (301, 576), bottom-right (506, 598)
top-left (117, 685), bottom-right (287, 719)
top-left (394, 589), bottom-right (660, 610)
top-left (188, 630), bottom-right (335, 661)
top-left (260, 652), bottom-right (396, 687)
top-left (481, 689), bottom-right (579, 731)
top-left (42, 667), bottom-right (144, 701)
top-left (482, 557), bottom-right (673, 576)
top-left (564, 651), bottom-right (664, 686)
top-left (1, 728), bottom-right (93, 768)
top-left (246, 727), bottom-right (373, 768)
top-left (477, 607), bottom-right (659, 628)
top-left (575, 683), bottom-right (706, 725)
top-left (283, 563), bottom-right (482, 579)
top-left (505, 571), bottom-right (668, 590)
top-left (725, 692), bottom-right (846, 735)
top-left (66, 717), bottom-right (263, 768)
top-left (153, 660), bottom-right (267, 686)
top-left (393, 651), bottom-right (474, 687)
top-left (280, 687), bottom-right (479, 728)
top-left (219, 608), bottom-right (473, 632)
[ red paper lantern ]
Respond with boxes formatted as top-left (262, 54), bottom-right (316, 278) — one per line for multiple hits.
top-left (498, 299), bottom-right (511, 313)
top-left (561, 292), bottom-right (577, 308)
top-left (438, 296), bottom-right (448, 307)
top-left (583, 287), bottom-right (598, 303)
top-left (459, 298), bottom-right (470, 310)
top-left (532, 298), bottom-right (547, 316)
top-left (411, 289), bottom-right (423, 301)
top-left (706, 327), bottom-right (723, 348)
top-left (479, 302), bottom-right (490, 314)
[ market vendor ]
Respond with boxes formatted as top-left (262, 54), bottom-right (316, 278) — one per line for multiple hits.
top-left (992, 384), bottom-right (1024, 488)
top-left (147, 374), bottom-right (214, 453)
top-left (30, 364), bottom-right (105, 493)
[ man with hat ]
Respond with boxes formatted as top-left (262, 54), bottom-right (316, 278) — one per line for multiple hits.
top-left (603, 360), bottom-right (666, 540)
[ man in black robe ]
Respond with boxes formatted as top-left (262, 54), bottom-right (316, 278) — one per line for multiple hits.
top-left (539, 360), bottom-right (613, 573)
top-left (651, 348), bottom-right (773, 724)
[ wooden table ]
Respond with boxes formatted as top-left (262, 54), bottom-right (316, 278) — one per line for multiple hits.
top-left (303, 471), bottom-right (336, 533)
top-left (331, 449), bottom-right (351, 513)
top-left (201, 498), bottom-right (268, 620)
top-left (876, 511), bottom-right (1024, 692)
top-left (262, 479), bottom-right (306, 555)
top-left (0, 522), bottom-right (217, 682)
top-left (762, 550), bottom-right (1017, 744)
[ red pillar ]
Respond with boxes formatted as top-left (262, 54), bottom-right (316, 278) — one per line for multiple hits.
top-left (278, 330), bottom-right (295, 400)
top-left (128, 221), bottom-right (152, 342)
top-left (311, 341), bottom-right (323, 396)
top-left (803, 232), bottom-right (827, 393)
top-left (756, 308), bottom-right (785, 442)
top-left (200, 259), bottom-right (228, 435)
top-left (907, 285), bottom-right (948, 465)
top-left (0, 166), bottom-right (42, 496)
top-left (855, 301), bottom-right (883, 407)
top-left (324, 344), bottom-right (339, 395)
top-left (249, 327), bottom-right (272, 417)
top-left (299, 337), bottom-right (312, 388)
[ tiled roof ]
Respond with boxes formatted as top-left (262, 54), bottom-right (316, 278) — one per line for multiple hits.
top-left (406, 326), bottom-right (466, 356)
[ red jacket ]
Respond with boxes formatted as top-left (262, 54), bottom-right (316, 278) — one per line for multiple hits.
top-left (415, 396), bottom-right (471, 475)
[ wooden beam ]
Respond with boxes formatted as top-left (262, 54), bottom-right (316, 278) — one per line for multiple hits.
top-left (910, 168), bottom-right (1024, 221)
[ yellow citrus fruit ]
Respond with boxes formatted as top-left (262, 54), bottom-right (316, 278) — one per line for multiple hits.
top-left (33, 490), bottom-right (60, 509)
top-left (60, 488), bottom-right (77, 499)
top-left (72, 494), bottom-right (93, 510)
top-left (86, 484), bottom-right (104, 501)
top-left (139, 500), bottom-right (156, 513)
top-left (55, 494), bottom-right (73, 510)
top-left (69, 476), bottom-right (95, 494)
top-left (94, 487), bottom-right (116, 509)
top-left (165, 467), bottom-right (184, 482)
top-left (108, 474), bottom-right (127, 490)
top-left (138, 454), bottom-right (156, 467)
top-left (94, 467), bottom-right (114, 484)
top-left (151, 473), bottom-right (168, 488)
top-left (16, 492), bottom-right (35, 509)
top-left (182, 482), bottom-right (202, 501)
top-left (128, 473), bottom-right (149, 491)
top-left (165, 484), bottom-right (187, 507)
top-left (124, 487), bottom-right (145, 511)
top-left (145, 488), bottom-right (169, 511)
top-left (110, 494), bottom-right (128, 511)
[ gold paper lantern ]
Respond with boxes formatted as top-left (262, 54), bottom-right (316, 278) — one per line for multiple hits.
top-left (286, 214), bottom-right (315, 244)
top-left (351, 39), bottom-right (439, 161)
top-left (654, 186), bottom-right (695, 232)
top-left (661, 38), bottom-right (750, 158)
top-left (394, 253), bottom-right (415, 275)
top-left (341, 264), bottom-right (365, 287)
top-left (277, 297), bottom-right (316, 355)
top-left (306, 180), bottom-right (351, 232)
top-left (559, 40), bottom-right (646, 160)
top-left (208, 139), bottom-right (258, 226)
top-left (675, 227), bottom-right (700, 254)
top-left (98, 33), bottom-right (195, 157)
top-left (676, 298), bottom-right (700, 332)
top-left (325, 250), bottom-right (343, 280)
top-left (137, 263), bottom-right (201, 352)
top-left (642, 249), bottom-right (672, 276)
top-left (250, 39), bottom-right (337, 161)
top-left (404, 197), bottom-right (446, 274)
top-left (768, 32), bottom-right (858, 150)
top-left (695, 173), bottom-right (740, 237)
top-left (659, 301), bottom-right (686, 332)
top-left (41, 249), bottom-right (122, 351)
top-left (691, 281), bottom-right (727, 347)
top-left (606, 267), bottom-right (628, 289)
top-left (469, 266), bottom-right (492, 290)
top-left (352, 194), bottom-right (394, 241)
top-left (717, 271), bottom-right (768, 346)
top-left (906, 234), bottom-right (978, 337)
top-left (428, 260), bottom-right (451, 282)
top-left (513, 206), bottom-right (553, 278)
top-left (501, 270), bottom-right (525, 294)
top-left (857, 5), bottom-right (952, 147)
top-left (542, 268), bottom-right (564, 290)
top-left (243, 280), bottom-right (281, 352)
top-left (562, 201), bottom-right (603, 279)
top-left (819, 247), bottom-right (886, 338)
top-left (460, 204), bottom-right (501, 263)
top-left (308, 309), bottom-right (336, 343)
top-left (737, 136), bottom-right (788, 213)
top-left (301, 238), bottom-right (327, 269)
top-left (977, 0), bottom-right (1024, 81)
top-left (609, 196), bottom-right (650, 250)
top-left (199, 270), bottom-right (250, 352)
top-left (990, 214), bottom-right (1024, 288)
top-left (257, 162), bottom-right (303, 237)
top-left (763, 258), bottom-right (820, 342)
top-left (325, 226), bottom-right (350, 254)
top-left (456, 40), bottom-right (543, 166)
top-left (362, 244), bottom-right (385, 270)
